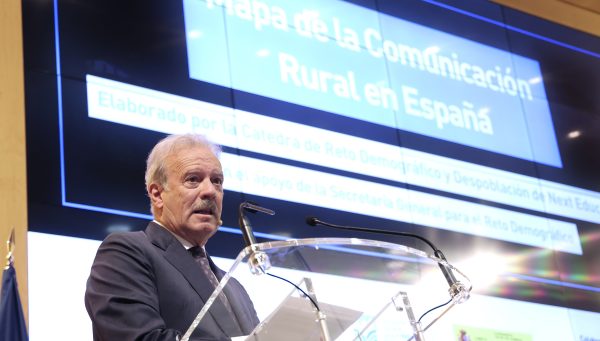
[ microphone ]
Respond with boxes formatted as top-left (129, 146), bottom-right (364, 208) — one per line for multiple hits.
top-left (432, 249), bottom-right (468, 301)
top-left (238, 201), bottom-right (275, 274)
top-left (306, 217), bottom-right (469, 301)
top-left (306, 217), bottom-right (438, 250)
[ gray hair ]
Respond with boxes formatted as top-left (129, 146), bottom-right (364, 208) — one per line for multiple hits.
top-left (145, 134), bottom-right (221, 213)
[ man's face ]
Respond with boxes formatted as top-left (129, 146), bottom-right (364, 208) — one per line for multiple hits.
top-left (152, 145), bottom-right (224, 245)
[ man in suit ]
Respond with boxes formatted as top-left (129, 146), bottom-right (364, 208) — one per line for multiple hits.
top-left (85, 134), bottom-right (259, 340)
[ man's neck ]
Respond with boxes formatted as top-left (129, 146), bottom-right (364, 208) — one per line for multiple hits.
top-left (152, 219), bottom-right (197, 249)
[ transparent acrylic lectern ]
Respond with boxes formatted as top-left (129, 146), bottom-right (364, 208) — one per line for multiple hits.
top-left (182, 238), bottom-right (471, 341)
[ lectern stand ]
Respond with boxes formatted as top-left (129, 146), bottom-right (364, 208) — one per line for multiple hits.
top-left (182, 238), bottom-right (471, 341)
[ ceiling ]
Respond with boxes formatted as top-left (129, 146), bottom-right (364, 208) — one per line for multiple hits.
top-left (492, 0), bottom-right (600, 37)
top-left (561, 0), bottom-right (600, 15)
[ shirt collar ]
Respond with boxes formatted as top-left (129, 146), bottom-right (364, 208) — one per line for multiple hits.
top-left (153, 219), bottom-right (199, 251)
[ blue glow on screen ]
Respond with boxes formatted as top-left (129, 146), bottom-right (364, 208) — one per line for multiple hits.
top-left (183, 0), bottom-right (562, 167)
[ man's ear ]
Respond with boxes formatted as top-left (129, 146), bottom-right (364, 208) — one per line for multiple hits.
top-left (148, 183), bottom-right (164, 209)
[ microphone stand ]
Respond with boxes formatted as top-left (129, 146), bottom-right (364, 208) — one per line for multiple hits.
top-left (304, 277), bottom-right (332, 341)
top-left (306, 217), bottom-right (470, 302)
top-left (238, 201), bottom-right (275, 274)
top-left (306, 217), bottom-right (471, 341)
top-left (237, 205), bottom-right (332, 341)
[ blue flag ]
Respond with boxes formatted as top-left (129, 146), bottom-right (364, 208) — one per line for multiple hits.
top-left (0, 264), bottom-right (28, 341)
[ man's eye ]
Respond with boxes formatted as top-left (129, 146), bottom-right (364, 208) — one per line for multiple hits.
top-left (212, 177), bottom-right (223, 185)
top-left (186, 176), bottom-right (199, 183)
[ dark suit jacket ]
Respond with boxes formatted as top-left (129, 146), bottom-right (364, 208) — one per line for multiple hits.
top-left (85, 222), bottom-right (259, 340)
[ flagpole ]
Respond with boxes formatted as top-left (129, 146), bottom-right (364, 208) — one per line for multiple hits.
top-left (4, 228), bottom-right (15, 270)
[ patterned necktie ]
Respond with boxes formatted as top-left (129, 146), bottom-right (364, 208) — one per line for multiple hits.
top-left (189, 246), bottom-right (222, 289)
top-left (188, 246), bottom-right (242, 335)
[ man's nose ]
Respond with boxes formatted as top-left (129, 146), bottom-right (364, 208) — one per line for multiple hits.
top-left (199, 178), bottom-right (217, 198)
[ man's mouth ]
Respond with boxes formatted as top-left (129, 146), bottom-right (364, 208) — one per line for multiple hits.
top-left (192, 208), bottom-right (213, 215)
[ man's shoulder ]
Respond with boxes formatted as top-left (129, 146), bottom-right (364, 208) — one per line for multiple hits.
top-left (92, 229), bottom-right (159, 267)
top-left (103, 229), bottom-right (147, 244)
top-left (97, 229), bottom-right (153, 254)
top-left (99, 222), bottom-right (172, 252)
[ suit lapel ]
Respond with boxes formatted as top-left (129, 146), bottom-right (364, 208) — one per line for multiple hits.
top-left (145, 222), bottom-right (242, 336)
